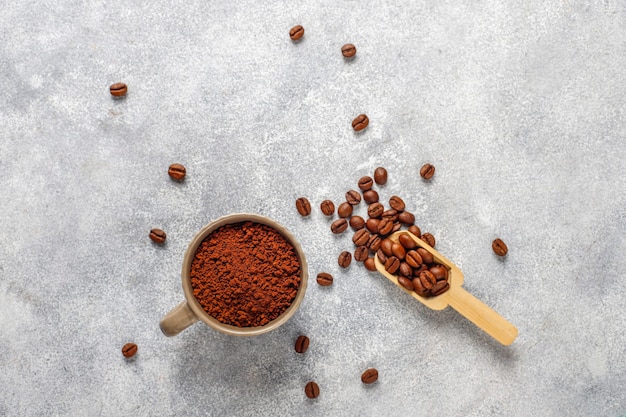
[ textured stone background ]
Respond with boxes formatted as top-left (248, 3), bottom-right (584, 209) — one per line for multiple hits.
top-left (1, 1), bottom-right (625, 416)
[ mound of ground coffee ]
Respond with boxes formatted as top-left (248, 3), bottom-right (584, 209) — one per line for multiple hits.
top-left (190, 221), bottom-right (301, 327)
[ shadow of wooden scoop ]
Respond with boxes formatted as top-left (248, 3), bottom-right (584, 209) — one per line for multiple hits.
top-left (375, 231), bottom-right (518, 346)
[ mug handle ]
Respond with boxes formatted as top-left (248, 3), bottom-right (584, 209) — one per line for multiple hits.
top-left (160, 301), bottom-right (199, 337)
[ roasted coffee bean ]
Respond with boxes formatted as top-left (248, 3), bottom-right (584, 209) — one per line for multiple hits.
top-left (392, 222), bottom-right (402, 233)
top-left (354, 246), bottom-right (369, 262)
top-left (429, 265), bottom-right (448, 281)
top-left (420, 163), bottom-right (435, 180)
top-left (367, 234), bottom-right (382, 252)
top-left (363, 189), bottom-right (379, 204)
top-left (361, 368), bottom-right (379, 384)
top-left (492, 238), bottom-right (508, 256)
top-left (414, 263), bottom-right (430, 274)
top-left (367, 202), bottom-right (384, 218)
top-left (290, 25), bottom-right (304, 41)
top-left (377, 218), bottom-right (394, 236)
top-left (399, 233), bottom-right (417, 250)
top-left (338, 202), bottom-right (353, 218)
top-left (374, 167), bottom-right (388, 185)
top-left (408, 225), bottom-right (421, 238)
top-left (416, 248), bottom-right (434, 264)
top-left (149, 228), bottom-right (166, 244)
top-left (346, 190), bottom-right (362, 205)
top-left (398, 262), bottom-right (413, 278)
top-left (338, 251), bottom-right (352, 268)
top-left (384, 256), bottom-right (400, 274)
top-left (366, 218), bottom-right (380, 234)
top-left (419, 270), bottom-right (437, 290)
top-left (341, 43), bottom-right (357, 58)
top-left (381, 209), bottom-right (399, 222)
top-left (391, 242), bottom-right (406, 260)
top-left (358, 176), bottom-right (373, 191)
top-left (352, 229), bottom-right (370, 246)
top-left (413, 277), bottom-right (429, 296)
top-left (405, 250), bottom-right (423, 268)
top-left (320, 199), bottom-right (335, 216)
top-left (122, 343), bottom-right (137, 358)
top-left (350, 215), bottom-right (365, 230)
top-left (431, 280), bottom-right (450, 296)
top-left (380, 238), bottom-right (394, 257)
top-left (352, 114), bottom-right (369, 131)
top-left (296, 197), bottom-right (312, 216)
top-left (110, 82), bottom-right (128, 97)
top-left (398, 211), bottom-right (415, 225)
top-left (305, 381), bottom-right (320, 399)
top-left (295, 335), bottom-right (310, 353)
top-left (398, 275), bottom-right (414, 291)
top-left (389, 196), bottom-right (405, 212)
top-left (331, 218), bottom-right (348, 234)
top-left (168, 163), bottom-right (186, 181)
top-left (364, 257), bottom-right (376, 271)
top-left (421, 232), bottom-right (435, 247)
top-left (316, 272), bottom-right (334, 286)
top-left (376, 249), bottom-right (388, 264)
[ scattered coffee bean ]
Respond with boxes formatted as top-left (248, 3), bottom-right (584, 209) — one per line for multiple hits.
top-left (346, 190), bottom-right (362, 205)
top-left (398, 263), bottom-right (413, 278)
top-left (392, 222), bottom-right (402, 233)
top-left (398, 275), bottom-right (414, 290)
top-left (305, 381), bottom-right (320, 399)
top-left (419, 270), bottom-right (437, 290)
top-left (376, 249), bottom-right (388, 264)
top-left (380, 238), bottom-right (394, 257)
top-left (320, 200), bottom-right (335, 216)
top-left (122, 342), bottom-right (137, 358)
top-left (377, 218), bottom-right (394, 236)
top-left (420, 163), bottom-right (435, 180)
top-left (399, 233), bottom-right (417, 250)
top-left (296, 197), bottom-right (312, 216)
top-left (364, 257), bottom-right (376, 271)
top-left (316, 272), bottom-right (334, 286)
top-left (358, 176), bottom-right (373, 191)
top-left (338, 202), bottom-right (353, 218)
top-left (421, 232), bottom-right (435, 247)
top-left (331, 218), bottom-right (348, 234)
top-left (398, 211), bottom-right (415, 225)
top-left (367, 202), bottom-right (384, 218)
top-left (363, 189), bottom-right (379, 204)
top-left (338, 251), bottom-right (352, 268)
top-left (492, 238), bottom-right (508, 256)
top-left (413, 277), bottom-right (429, 296)
top-left (168, 163), bottom-right (186, 182)
top-left (408, 225), bottom-right (421, 238)
top-left (352, 114), bottom-right (369, 132)
top-left (349, 215), bottom-right (365, 230)
top-left (361, 368), bottom-right (379, 384)
top-left (405, 250), bottom-right (423, 268)
top-left (366, 218), bottom-right (380, 234)
top-left (354, 246), bottom-right (369, 262)
top-left (389, 196), bottom-right (405, 212)
top-left (366, 234), bottom-right (382, 251)
top-left (149, 228), bottom-right (166, 244)
top-left (295, 335), bottom-right (310, 353)
top-left (290, 25), bottom-right (304, 41)
top-left (374, 167), bottom-right (387, 185)
top-left (352, 229), bottom-right (370, 246)
top-left (341, 43), bottom-right (357, 58)
top-left (110, 82), bottom-right (128, 97)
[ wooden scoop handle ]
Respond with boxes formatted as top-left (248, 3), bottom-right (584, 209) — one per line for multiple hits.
top-left (446, 286), bottom-right (518, 346)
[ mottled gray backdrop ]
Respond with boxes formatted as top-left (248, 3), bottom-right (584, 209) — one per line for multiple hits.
top-left (1, 0), bottom-right (625, 416)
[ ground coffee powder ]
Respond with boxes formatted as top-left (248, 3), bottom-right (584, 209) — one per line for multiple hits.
top-left (190, 221), bottom-right (301, 327)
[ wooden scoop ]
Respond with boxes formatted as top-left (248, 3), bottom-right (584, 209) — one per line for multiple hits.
top-left (375, 231), bottom-right (518, 346)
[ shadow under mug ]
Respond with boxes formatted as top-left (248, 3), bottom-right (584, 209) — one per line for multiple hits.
top-left (159, 213), bottom-right (309, 337)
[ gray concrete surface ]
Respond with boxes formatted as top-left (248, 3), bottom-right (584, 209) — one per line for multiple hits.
top-left (1, 0), bottom-right (625, 416)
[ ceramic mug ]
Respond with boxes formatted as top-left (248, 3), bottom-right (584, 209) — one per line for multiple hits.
top-left (159, 213), bottom-right (308, 337)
